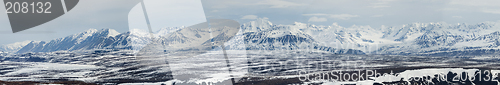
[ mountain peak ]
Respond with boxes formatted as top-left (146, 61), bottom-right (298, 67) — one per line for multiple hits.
top-left (242, 18), bottom-right (274, 32)
top-left (0, 40), bottom-right (34, 52)
top-left (84, 28), bottom-right (98, 34)
top-left (332, 22), bottom-right (340, 27)
top-left (99, 28), bottom-right (120, 37)
top-left (156, 27), bottom-right (182, 37)
top-left (293, 22), bottom-right (306, 26)
top-left (16, 28), bottom-right (127, 53)
top-left (252, 18), bottom-right (273, 26)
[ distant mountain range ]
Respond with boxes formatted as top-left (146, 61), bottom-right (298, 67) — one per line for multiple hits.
top-left (13, 27), bottom-right (183, 54)
top-left (0, 40), bottom-right (33, 53)
top-left (16, 29), bottom-right (122, 53)
top-left (4, 19), bottom-right (500, 56)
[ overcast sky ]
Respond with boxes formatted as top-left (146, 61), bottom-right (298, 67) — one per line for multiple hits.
top-left (0, 0), bottom-right (140, 44)
top-left (0, 0), bottom-right (206, 45)
top-left (1, 0), bottom-right (500, 45)
top-left (202, 0), bottom-right (500, 27)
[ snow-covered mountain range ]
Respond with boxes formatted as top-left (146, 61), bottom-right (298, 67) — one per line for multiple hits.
top-left (239, 19), bottom-right (365, 54)
top-left (6, 19), bottom-right (500, 56)
top-left (375, 22), bottom-right (500, 56)
top-left (16, 29), bottom-right (122, 53)
top-left (14, 27), bottom-right (185, 54)
top-left (0, 40), bottom-right (33, 53)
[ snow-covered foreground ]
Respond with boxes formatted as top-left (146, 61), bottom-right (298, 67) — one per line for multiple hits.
top-left (1, 50), bottom-right (500, 85)
top-left (0, 61), bottom-right (103, 82)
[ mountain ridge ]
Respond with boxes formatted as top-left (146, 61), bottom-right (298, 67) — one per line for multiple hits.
top-left (7, 19), bottom-right (500, 56)
top-left (0, 40), bottom-right (34, 53)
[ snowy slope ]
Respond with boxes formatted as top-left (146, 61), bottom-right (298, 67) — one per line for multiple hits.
top-left (376, 21), bottom-right (500, 55)
top-left (239, 19), bottom-right (365, 54)
top-left (292, 22), bottom-right (391, 53)
top-left (138, 19), bottom-right (241, 55)
top-left (16, 29), bottom-right (121, 53)
top-left (238, 19), bottom-right (500, 55)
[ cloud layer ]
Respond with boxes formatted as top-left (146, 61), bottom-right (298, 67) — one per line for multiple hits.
top-left (203, 0), bottom-right (500, 28)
